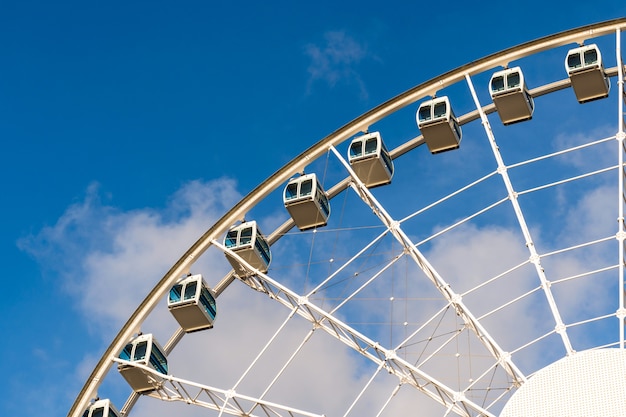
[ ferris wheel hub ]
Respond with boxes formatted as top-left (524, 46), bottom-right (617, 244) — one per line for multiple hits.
top-left (500, 349), bottom-right (626, 417)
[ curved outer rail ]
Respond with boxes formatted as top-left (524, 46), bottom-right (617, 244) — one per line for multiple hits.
top-left (68, 18), bottom-right (626, 417)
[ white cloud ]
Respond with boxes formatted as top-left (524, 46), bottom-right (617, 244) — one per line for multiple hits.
top-left (552, 125), bottom-right (616, 171)
top-left (20, 178), bottom-right (241, 336)
top-left (304, 31), bottom-right (374, 99)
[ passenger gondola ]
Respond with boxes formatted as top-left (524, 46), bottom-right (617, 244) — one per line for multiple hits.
top-left (82, 399), bottom-right (121, 417)
top-left (489, 67), bottom-right (534, 125)
top-left (168, 274), bottom-right (217, 332)
top-left (416, 96), bottom-right (462, 154)
top-left (565, 44), bottom-right (610, 103)
top-left (283, 173), bottom-right (331, 230)
top-left (224, 220), bottom-right (271, 277)
top-left (347, 131), bottom-right (394, 187)
top-left (117, 333), bottom-right (168, 393)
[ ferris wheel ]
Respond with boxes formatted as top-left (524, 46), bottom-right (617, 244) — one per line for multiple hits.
top-left (71, 18), bottom-right (626, 417)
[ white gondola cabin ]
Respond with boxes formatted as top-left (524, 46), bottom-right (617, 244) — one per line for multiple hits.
top-left (565, 44), bottom-right (610, 103)
top-left (489, 67), bottom-right (534, 125)
top-left (224, 220), bottom-right (271, 277)
top-left (283, 173), bottom-right (331, 230)
top-left (82, 399), bottom-right (121, 417)
top-left (118, 333), bottom-right (168, 393)
top-left (348, 131), bottom-right (394, 187)
top-left (416, 96), bottom-right (462, 154)
top-left (168, 274), bottom-right (217, 332)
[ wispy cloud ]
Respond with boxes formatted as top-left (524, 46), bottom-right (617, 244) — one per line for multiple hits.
top-left (19, 179), bottom-right (242, 336)
top-left (304, 31), bottom-right (374, 99)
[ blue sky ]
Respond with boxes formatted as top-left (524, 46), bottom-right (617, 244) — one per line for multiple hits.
top-left (2, 2), bottom-right (626, 417)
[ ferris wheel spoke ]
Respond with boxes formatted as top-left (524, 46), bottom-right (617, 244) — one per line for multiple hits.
top-left (465, 72), bottom-right (575, 355)
top-left (615, 28), bottom-right (626, 349)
